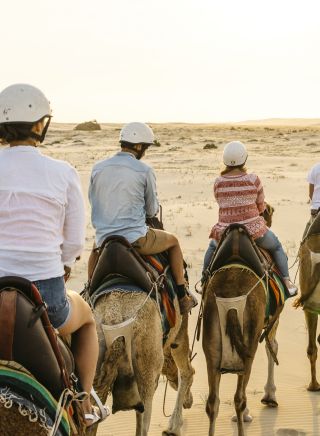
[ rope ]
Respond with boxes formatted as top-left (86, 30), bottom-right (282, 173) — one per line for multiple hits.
top-left (162, 378), bottom-right (171, 418)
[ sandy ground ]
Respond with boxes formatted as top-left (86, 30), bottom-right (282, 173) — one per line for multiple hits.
top-left (40, 122), bottom-right (320, 435)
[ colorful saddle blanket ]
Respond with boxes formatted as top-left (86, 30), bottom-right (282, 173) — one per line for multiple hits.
top-left (0, 363), bottom-right (70, 435)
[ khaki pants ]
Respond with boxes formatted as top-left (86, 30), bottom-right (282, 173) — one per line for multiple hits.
top-left (132, 228), bottom-right (172, 255)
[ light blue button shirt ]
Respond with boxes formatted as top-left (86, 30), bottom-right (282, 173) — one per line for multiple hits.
top-left (89, 152), bottom-right (159, 246)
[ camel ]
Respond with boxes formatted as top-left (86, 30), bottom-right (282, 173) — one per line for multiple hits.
top-left (202, 225), bottom-right (281, 436)
top-left (86, 289), bottom-right (194, 436)
top-left (294, 213), bottom-right (320, 391)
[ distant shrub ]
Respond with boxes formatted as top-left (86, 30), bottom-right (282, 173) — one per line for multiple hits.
top-left (203, 142), bottom-right (217, 150)
top-left (153, 139), bottom-right (161, 147)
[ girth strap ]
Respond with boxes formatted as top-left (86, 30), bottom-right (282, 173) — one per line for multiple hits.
top-left (0, 290), bottom-right (17, 360)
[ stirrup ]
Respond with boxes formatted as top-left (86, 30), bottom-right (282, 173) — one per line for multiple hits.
top-left (85, 387), bottom-right (110, 426)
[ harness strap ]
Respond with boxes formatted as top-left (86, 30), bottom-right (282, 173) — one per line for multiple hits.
top-left (0, 290), bottom-right (17, 360)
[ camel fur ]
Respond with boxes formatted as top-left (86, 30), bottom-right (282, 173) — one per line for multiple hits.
top-left (202, 266), bottom-right (279, 436)
top-left (295, 234), bottom-right (320, 391)
top-left (86, 290), bottom-right (194, 436)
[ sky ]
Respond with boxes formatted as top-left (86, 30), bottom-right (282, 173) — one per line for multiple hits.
top-left (1, 0), bottom-right (320, 123)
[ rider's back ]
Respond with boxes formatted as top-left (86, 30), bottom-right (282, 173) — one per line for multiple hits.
top-left (0, 145), bottom-right (84, 281)
top-left (89, 151), bottom-right (158, 246)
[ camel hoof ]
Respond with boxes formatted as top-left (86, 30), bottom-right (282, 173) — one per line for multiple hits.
top-left (162, 431), bottom-right (179, 436)
top-left (183, 391), bottom-right (193, 409)
top-left (307, 382), bottom-right (320, 391)
top-left (231, 414), bottom-right (253, 423)
top-left (261, 398), bottom-right (278, 408)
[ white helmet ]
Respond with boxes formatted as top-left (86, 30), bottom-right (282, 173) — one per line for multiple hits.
top-left (0, 83), bottom-right (52, 124)
top-left (223, 141), bottom-right (248, 166)
top-left (119, 122), bottom-right (154, 145)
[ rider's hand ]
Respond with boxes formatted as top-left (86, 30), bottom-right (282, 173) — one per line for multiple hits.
top-left (64, 265), bottom-right (71, 282)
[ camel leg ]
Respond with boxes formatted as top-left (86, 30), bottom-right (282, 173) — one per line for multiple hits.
top-left (205, 370), bottom-right (221, 436)
top-left (261, 320), bottom-right (279, 407)
top-left (305, 311), bottom-right (320, 391)
top-left (163, 316), bottom-right (194, 436)
top-left (233, 369), bottom-right (253, 436)
top-left (135, 396), bottom-right (153, 436)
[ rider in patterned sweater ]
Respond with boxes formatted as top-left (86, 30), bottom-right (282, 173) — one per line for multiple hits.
top-left (203, 140), bottom-right (297, 296)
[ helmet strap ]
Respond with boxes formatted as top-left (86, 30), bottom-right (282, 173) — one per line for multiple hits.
top-left (29, 117), bottom-right (51, 143)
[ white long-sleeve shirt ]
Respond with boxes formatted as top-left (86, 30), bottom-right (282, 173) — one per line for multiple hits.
top-left (0, 145), bottom-right (85, 281)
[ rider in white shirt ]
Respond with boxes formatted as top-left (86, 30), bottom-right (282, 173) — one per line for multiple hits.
top-left (0, 84), bottom-right (108, 426)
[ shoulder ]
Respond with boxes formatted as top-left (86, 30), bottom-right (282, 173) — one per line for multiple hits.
top-left (247, 172), bottom-right (262, 185)
top-left (309, 163), bottom-right (320, 175)
top-left (41, 154), bottom-right (80, 185)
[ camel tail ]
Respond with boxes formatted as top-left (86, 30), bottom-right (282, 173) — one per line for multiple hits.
top-left (225, 309), bottom-right (251, 361)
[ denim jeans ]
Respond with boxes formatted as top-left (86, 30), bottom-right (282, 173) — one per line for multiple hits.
top-left (255, 230), bottom-right (289, 278)
top-left (203, 229), bottom-right (289, 278)
top-left (33, 276), bottom-right (71, 329)
top-left (203, 239), bottom-right (218, 272)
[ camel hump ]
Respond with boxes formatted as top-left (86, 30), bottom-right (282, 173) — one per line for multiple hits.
top-left (0, 277), bottom-right (74, 400)
top-left (89, 235), bottom-right (157, 296)
top-left (208, 224), bottom-right (265, 277)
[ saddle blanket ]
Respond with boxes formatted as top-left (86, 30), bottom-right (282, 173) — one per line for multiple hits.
top-left (0, 363), bottom-right (70, 435)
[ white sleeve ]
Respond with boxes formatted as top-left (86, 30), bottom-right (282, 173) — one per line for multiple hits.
top-left (61, 167), bottom-right (86, 266)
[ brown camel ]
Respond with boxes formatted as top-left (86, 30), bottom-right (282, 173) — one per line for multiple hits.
top-left (202, 265), bottom-right (279, 436)
top-left (86, 289), bottom-right (194, 436)
top-left (294, 231), bottom-right (320, 391)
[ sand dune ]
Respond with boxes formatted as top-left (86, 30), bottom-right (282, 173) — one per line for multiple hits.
top-left (26, 122), bottom-right (320, 435)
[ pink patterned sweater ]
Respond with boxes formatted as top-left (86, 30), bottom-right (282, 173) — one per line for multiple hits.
top-left (210, 172), bottom-right (267, 241)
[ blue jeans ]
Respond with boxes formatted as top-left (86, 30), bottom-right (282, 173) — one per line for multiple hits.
top-left (203, 229), bottom-right (289, 278)
top-left (255, 230), bottom-right (289, 278)
top-left (33, 276), bottom-right (71, 329)
top-left (203, 239), bottom-right (218, 272)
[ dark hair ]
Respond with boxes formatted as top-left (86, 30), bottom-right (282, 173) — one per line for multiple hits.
top-left (220, 164), bottom-right (247, 176)
top-left (120, 141), bottom-right (136, 149)
top-left (0, 123), bottom-right (34, 143)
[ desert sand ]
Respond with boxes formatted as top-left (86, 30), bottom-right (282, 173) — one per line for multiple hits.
top-left (42, 121), bottom-right (320, 435)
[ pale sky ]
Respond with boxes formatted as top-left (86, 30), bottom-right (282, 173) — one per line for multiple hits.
top-left (1, 0), bottom-right (320, 123)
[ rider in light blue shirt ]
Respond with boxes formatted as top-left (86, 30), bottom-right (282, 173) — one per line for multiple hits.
top-left (89, 151), bottom-right (159, 246)
top-left (88, 122), bottom-right (197, 314)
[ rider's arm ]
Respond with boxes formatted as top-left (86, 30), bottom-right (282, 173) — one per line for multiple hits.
top-left (61, 167), bottom-right (86, 267)
top-left (145, 168), bottom-right (159, 218)
top-left (309, 183), bottom-right (314, 203)
top-left (255, 175), bottom-right (266, 214)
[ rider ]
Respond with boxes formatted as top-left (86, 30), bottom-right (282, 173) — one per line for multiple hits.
top-left (203, 140), bottom-right (297, 296)
top-left (88, 122), bottom-right (197, 314)
top-left (0, 84), bottom-right (107, 426)
top-left (303, 161), bottom-right (320, 238)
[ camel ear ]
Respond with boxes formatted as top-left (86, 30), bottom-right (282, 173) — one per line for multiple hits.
top-left (263, 203), bottom-right (274, 228)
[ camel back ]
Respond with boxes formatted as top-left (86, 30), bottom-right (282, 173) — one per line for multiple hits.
top-left (0, 276), bottom-right (74, 400)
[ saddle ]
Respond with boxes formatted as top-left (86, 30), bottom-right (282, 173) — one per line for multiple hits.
top-left (0, 276), bottom-right (75, 400)
top-left (208, 224), bottom-right (266, 277)
top-left (88, 235), bottom-right (158, 296)
top-left (87, 235), bottom-right (177, 335)
top-left (205, 224), bottom-right (289, 320)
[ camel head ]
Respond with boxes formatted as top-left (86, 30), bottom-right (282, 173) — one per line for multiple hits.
top-left (262, 203), bottom-right (274, 228)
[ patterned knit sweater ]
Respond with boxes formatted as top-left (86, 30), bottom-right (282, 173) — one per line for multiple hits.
top-left (209, 172), bottom-right (267, 241)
